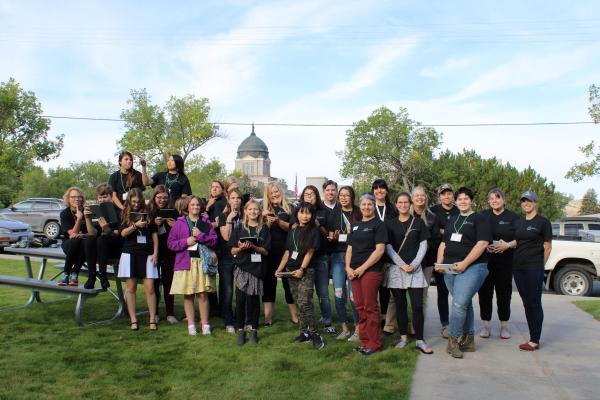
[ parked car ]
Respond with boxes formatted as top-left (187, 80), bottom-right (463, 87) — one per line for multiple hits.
top-left (551, 216), bottom-right (600, 237)
top-left (0, 216), bottom-right (34, 250)
top-left (545, 236), bottom-right (600, 296)
top-left (0, 198), bottom-right (64, 239)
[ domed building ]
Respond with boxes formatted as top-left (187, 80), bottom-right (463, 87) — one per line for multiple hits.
top-left (234, 124), bottom-right (272, 184)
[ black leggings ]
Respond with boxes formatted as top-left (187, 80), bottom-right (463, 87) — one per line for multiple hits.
top-left (478, 262), bottom-right (512, 321)
top-left (154, 251), bottom-right (175, 316)
top-left (391, 288), bottom-right (425, 340)
top-left (262, 248), bottom-right (284, 303)
top-left (236, 288), bottom-right (260, 330)
top-left (433, 270), bottom-right (449, 326)
top-left (61, 237), bottom-right (96, 275)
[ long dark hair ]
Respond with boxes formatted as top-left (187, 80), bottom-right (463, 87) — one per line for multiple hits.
top-left (148, 185), bottom-right (172, 217)
top-left (293, 202), bottom-right (319, 253)
top-left (118, 151), bottom-right (136, 189)
top-left (300, 185), bottom-right (324, 211)
top-left (171, 154), bottom-right (185, 175)
top-left (121, 188), bottom-right (149, 225)
top-left (338, 185), bottom-right (362, 223)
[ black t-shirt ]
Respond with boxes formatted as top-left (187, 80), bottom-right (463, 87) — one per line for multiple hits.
top-left (513, 214), bottom-right (552, 270)
top-left (60, 208), bottom-right (89, 238)
top-left (290, 205), bottom-right (331, 256)
top-left (430, 204), bottom-right (459, 231)
top-left (326, 207), bottom-right (356, 253)
top-left (481, 208), bottom-right (519, 266)
top-left (385, 216), bottom-right (430, 266)
top-left (348, 218), bottom-right (388, 272)
top-left (442, 212), bottom-right (492, 265)
top-left (414, 210), bottom-right (440, 267)
top-left (217, 211), bottom-right (242, 262)
top-left (120, 221), bottom-right (157, 256)
top-left (108, 170), bottom-right (145, 201)
top-left (207, 196), bottom-right (227, 223)
top-left (375, 202), bottom-right (398, 222)
top-left (151, 171), bottom-right (192, 200)
top-left (229, 224), bottom-right (271, 277)
top-left (284, 225), bottom-right (320, 271)
top-left (266, 206), bottom-right (290, 250)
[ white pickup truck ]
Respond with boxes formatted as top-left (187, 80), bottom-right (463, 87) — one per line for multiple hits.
top-left (545, 237), bottom-right (600, 296)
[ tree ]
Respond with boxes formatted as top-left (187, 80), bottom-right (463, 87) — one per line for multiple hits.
top-left (0, 78), bottom-right (63, 206)
top-left (579, 188), bottom-right (600, 215)
top-left (118, 89), bottom-right (221, 170)
top-left (187, 157), bottom-right (228, 198)
top-left (338, 107), bottom-right (442, 192)
top-left (565, 83), bottom-right (600, 181)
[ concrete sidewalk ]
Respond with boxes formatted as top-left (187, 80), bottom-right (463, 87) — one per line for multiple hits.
top-left (410, 288), bottom-right (600, 400)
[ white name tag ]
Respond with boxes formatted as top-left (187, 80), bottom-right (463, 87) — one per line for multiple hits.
top-left (338, 234), bottom-right (348, 242)
top-left (251, 253), bottom-right (262, 262)
top-left (136, 235), bottom-right (147, 244)
top-left (187, 243), bottom-right (198, 251)
top-left (291, 251), bottom-right (299, 260)
top-left (353, 226), bottom-right (358, 231)
top-left (158, 225), bottom-right (167, 235)
top-left (122, 193), bottom-right (128, 201)
top-left (450, 233), bottom-right (463, 242)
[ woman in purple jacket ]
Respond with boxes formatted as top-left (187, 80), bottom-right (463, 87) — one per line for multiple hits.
top-left (168, 196), bottom-right (218, 336)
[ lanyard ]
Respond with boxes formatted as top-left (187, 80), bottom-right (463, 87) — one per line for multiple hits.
top-left (119, 172), bottom-right (130, 193)
top-left (340, 210), bottom-right (351, 233)
top-left (453, 213), bottom-right (473, 234)
top-left (291, 227), bottom-right (299, 252)
top-left (186, 216), bottom-right (199, 235)
top-left (376, 204), bottom-right (386, 221)
top-left (165, 173), bottom-right (179, 190)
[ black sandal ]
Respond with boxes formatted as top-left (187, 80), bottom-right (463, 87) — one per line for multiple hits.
top-left (149, 321), bottom-right (158, 331)
top-left (130, 321), bottom-right (139, 331)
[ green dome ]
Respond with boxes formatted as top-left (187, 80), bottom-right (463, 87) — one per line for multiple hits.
top-left (237, 124), bottom-right (269, 158)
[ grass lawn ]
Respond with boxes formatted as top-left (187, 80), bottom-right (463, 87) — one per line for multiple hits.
top-left (0, 258), bottom-right (417, 400)
top-left (574, 299), bottom-right (600, 321)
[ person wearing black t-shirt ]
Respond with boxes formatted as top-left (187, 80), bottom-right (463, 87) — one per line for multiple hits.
top-left (429, 183), bottom-right (459, 338)
top-left (58, 187), bottom-right (97, 287)
top-left (206, 180), bottom-right (227, 227)
top-left (435, 187), bottom-right (491, 359)
top-left (218, 188), bottom-right (243, 332)
top-left (513, 191), bottom-right (552, 351)
top-left (148, 185), bottom-right (178, 324)
top-left (275, 202), bottom-right (326, 350)
top-left (384, 192), bottom-right (433, 354)
top-left (117, 188), bottom-right (159, 331)
top-left (108, 151), bottom-right (145, 210)
top-left (262, 182), bottom-right (293, 326)
top-left (346, 193), bottom-right (388, 356)
top-left (326, 185), bottom-right (361, 340)
top-left (478, 188), bottom-right (519, 340)
top-left (230, 200), bottom-right (271, 345)
top-left (141, 154), bottom-right (192, 201)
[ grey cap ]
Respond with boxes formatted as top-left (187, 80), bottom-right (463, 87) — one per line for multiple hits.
top-left (520, 190), bottom-right (538, 202)
top-left (438, 183), bottom-right (453, 195)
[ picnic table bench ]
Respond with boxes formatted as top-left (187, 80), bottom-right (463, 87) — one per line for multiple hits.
top-left (0, 247), bottom-right (125, 327)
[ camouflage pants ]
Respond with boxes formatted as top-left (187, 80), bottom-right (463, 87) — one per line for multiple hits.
top-left (288, 267), bottom-right (316, 333)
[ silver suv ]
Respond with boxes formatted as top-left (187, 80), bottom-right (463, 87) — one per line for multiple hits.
top-left (0, 198), bottom-right (64, 239)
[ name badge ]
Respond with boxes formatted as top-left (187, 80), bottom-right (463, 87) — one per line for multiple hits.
top-left (158, 225), bottom-right (167, 235)
top-left (338, 234), bottom-right (348, 242)
top-left (291, 251), bottom-right (299, 260)
top-left (450, 233), bottom-right (463, 242)
top-left (136, 235), bottom-right (147, 244)
top-left (122, 193), bottom-right (128, 201)
top-left (352, 226), bottom-right (358, 231)
top-left (251, 253), bottom-right (262, 263)
top-left (187, 243), bottom-right (198, 251)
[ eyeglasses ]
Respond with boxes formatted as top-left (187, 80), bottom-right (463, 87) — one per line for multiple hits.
top-left (339, 194), bottom-right (351, 198)
top-left (304, 192), bottom-right (316, 198)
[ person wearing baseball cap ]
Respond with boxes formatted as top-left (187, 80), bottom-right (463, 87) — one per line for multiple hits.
top-left (512, 190), bottom-right (552, 351)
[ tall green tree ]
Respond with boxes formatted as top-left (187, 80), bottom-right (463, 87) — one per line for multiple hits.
top-left (579, 188), bottom-right (600, 215)
top-left (338, 106), bottom-right (442, 192)
top-left (118, 89), bottom-right (221, 170)
top-left (566, 83), bottom-right (600, 181)
top-left (187, 157), bottom-right (228, 198)
top-left (0, 78), bottom-right (63, 206)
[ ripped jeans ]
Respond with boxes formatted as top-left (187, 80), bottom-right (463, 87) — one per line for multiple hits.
top-left (331, 251), bottom-right (358, 325)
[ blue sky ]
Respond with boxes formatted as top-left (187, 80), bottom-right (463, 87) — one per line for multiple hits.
top-left (2, 0), bottom-right (600, 198)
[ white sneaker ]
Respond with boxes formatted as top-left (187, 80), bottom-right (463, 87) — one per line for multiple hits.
top-left (347, 332), bottom-right (360, 342)
top-left (336, 331), bottom-right (351, 340)
top-left (500, 326), bottom-right (511, 339)
top-left (202, 324), bottom-right (212, 335)
top-left (188, 325), bottom-right (197, 336)
top-left (225, 325), bottom-right (235, 333)
top-left (166, 316), bottom-right (179, 324)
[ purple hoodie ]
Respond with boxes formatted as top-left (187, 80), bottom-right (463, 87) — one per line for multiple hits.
top-left (168, 215), bottom-right (217, 271)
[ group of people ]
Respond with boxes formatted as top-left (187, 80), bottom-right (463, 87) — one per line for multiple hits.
top-left (57, 150), bottom-right (553, 357)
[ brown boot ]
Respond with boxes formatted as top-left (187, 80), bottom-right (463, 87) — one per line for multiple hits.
top-left (447, 337), bottom-right (463, 359)
top-left (459, 335), bottom-right (476, 352)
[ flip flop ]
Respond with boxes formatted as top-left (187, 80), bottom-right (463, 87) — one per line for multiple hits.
top-left (395, 338), bottom-right (409, 349)
top-left (416, 340), bottom-right (434, 354)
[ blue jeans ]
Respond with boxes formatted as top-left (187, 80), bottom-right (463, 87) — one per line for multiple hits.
top-left (444, 262), bottom-right (488, 338)
top-left (218, 259), bottom-right (235, 327)
top-left (513, 268), bottom-right (544, 343)
top-left (331, 252), bottom-right (358, 324)
top-left (311, 254), bottom-right (333, 325)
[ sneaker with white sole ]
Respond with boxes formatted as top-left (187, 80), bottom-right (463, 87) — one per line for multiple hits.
top-left (202, 324), bottom-right (211, 335)
top-left (323, 325), bottom-right (337, 335)
top-left (166, 316), bottom-right (178, 324)
top-left (188, 325), bottom-right (197, 336)
top-left (225, 325), bottom-right (235, 334)
top-left (480, 326), bottom-right (491, 338)
top-left (500, 326), bottom-right (511, 339)
top-left (347, 332), bottom-right (360, 342)
top-left (336, 331), bottom-right (351, 340)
